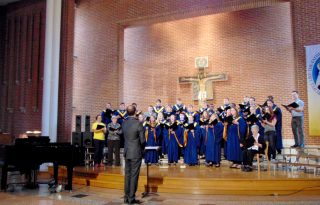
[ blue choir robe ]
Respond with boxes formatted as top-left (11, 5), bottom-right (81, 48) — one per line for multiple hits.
top-left (101, 109), bottom-right (113, 125)
top-left (199, 118), bottom-right (210, 155)
top-left (225, 117), bottom-right (247, 163)
top-left (173, 104), bottom-right (186, 119)
top-left (163, 122), bottom-right (183, 163)
top-left (153, 105), bottom-right (165, 117)
top-left (114, 109), bottom-right (128, 124)
top-left (254, 109), bottom-right (265, 138)
top-left (159, 120), bottom-right (167, 155)
top-left (273, 104), bottom-right (283, 151)
top-left (143, 122), bottom-right (160, 164)
top-left (186, 111), bottom-right (200, 123)
top-left (183, 122), bottom-right (200, 165)
top-left (205, 121), bottom-right (224, 164)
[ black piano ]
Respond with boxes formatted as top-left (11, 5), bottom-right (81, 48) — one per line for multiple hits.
top-left (0, 137), bottom-right (84, 191)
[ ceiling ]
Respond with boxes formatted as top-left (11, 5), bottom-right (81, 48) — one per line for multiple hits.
top-left (0, 0), bottom-right (20, 6)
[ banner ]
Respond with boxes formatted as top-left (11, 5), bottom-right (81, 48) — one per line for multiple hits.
top-left (305, 44), bottom-right (320, 136)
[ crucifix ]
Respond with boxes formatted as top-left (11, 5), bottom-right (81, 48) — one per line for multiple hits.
top-left (178, 67), bottom-right (228, 101)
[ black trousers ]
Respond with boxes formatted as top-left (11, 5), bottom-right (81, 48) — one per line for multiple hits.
top-left (242, 149), bottom-right (258, 166)
top-left (264, 131), bottom-right (276, 160)
top-left (94, 139), bottom-right (105, 165)
top-left (124, 158), bottom-right (142, 203)
top-left (107, 140), bottom-right (120, 166)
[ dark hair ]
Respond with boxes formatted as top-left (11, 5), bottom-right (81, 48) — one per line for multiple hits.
top-left (250, 97), bottom-right (256, 101)
top-left (292, 90), bottom-right (299, 94)
top-left (127, 105), bottom-right (136, 116)
top-left (132, 103), bottom-right (137, 107)
top-left (267, 95), bottom-right (274, 101)
top-left (267, 99), bottom-right (274, 104)
top-left (96, 114), bottom-right (101, 120)
top-left (156, 99), bottom-right (161, 103)
top-left (120, 102), bottom-right (125, 105)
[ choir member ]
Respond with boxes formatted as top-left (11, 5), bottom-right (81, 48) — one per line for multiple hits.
top-left (114, 102), bottom-right (128, 124)
top-left (267, 98), bottom-right (283, 154)
top-left (207, 104), bottom-right (215, 116)
top-left (249, 103), bottom-right (264, 138)
top-left (199, 101), bottom-right (209, 115)
top-left (132, 103), bottom-right (142, 118)
top-left (199, 111), bottom-right (210, 157)
top-left (92, 114), bottom-right (107, 167)
top-left (138, 113), bottom-right (144, 123)
top-left (164, 114), bottom-right (183, 165)
top-left (183, 115), bottom-right (200, 166)
top-left (164, 104), bottom-right (174, 120)
top-left (173, 98), bottom-right (186, 116)
top-left (153, 99), bottom-right (165, 116)
top-left (186, 104), bottom-right (200, 122)
top-left (224, 107), bottom-right (247, 169)
top-left (177, 112), bottom-right (187, 125)
top-left (143, 115), bottom-right (160, 164)
top-left (107, 115), bottom-right (122, 166)
top-left (157, 112), bottom-right (167, 156)
top-left (101, 102), bottom-right (113, 125)
top-left (261, 106), bottom-right (277, 161)
top-left (241, 125), bottom-right (265, 172)
top-left (144, 105), bottom-right (156, 119)
top-left (205, 113), bottom-right (224, 167)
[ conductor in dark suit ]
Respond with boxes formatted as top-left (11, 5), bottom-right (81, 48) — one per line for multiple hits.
top-left (122, 105), bottom-right (145, 204)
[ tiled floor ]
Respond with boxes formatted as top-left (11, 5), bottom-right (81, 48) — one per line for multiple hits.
top-left (0, 184), bottom-right (320, 205)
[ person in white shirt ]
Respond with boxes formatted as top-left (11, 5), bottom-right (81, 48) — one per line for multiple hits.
top-left (240, 125), bottom-right (265, 172)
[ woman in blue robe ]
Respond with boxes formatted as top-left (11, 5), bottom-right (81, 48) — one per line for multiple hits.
top-left (225, 107), bottom-right (247, 169)
top-left (206, 114), bottom-right (224, 167)
top-left (163, 114), bottom-right (183, 165)
top-left (156, 112), bottom-right (167, 156)
top-left (199, 111), bottom-right (210, 158)
top-left (143, 116), bottom-right (160, 164)
top-left (183, 116), bottom-right (200, 166)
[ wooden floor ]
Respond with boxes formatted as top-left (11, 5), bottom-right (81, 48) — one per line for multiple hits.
top-left (49, 161), bottom-right (320, 196)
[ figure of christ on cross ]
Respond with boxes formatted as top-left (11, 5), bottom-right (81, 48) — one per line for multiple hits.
top-left (178, 68), bottom-right (227, 101)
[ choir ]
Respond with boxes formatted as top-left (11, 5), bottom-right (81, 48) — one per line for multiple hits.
top-left (100, 96), bottom-right (284, 172)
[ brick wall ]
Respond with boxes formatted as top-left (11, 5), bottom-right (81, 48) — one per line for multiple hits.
top-left (123, 3), bottom-right (295, 139)
top-left (291, 0), bottom-right (320, 144)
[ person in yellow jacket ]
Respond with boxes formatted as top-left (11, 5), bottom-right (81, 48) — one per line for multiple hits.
top-left (92, 114), bottom-right (107, 167)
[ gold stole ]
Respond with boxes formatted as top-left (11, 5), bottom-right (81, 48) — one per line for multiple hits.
top-left (145, 124), bottom-right (157, 142)
top-left (154, 106), bottom-right (164, 114)
top-left (118, 110), bottom-right (127, 118)
top-left (183, 123), bottom-right (197, 147)
top-left (223, 117), bottom-right (241, 141)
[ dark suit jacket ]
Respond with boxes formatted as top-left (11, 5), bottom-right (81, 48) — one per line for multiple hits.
top-left (122, 116), bottom-right (145, 159)
top-left (242, 134), bottom-right (266, 154)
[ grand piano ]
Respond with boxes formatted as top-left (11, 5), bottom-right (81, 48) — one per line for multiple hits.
top-left (0, 137), bottom-right (84, 191)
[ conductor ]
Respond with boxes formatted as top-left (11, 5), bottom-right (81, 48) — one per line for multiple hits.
top-left (122, 105), bottom-right (145, 204)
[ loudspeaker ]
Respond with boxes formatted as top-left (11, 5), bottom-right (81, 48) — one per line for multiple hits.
top-left (72, 132), bottom-right (82, 147)
top-left (75, 115), bottom-right (82, 133)
top-left (82, 132), bottom-right (93, 147)
top-left (84, 115), bottom-right (90, 132)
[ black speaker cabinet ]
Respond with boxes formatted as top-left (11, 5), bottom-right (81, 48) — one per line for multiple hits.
top-left (85, 115), bottom-right (90, 132)
top-left (82, 131), bottom-right (93, 147)
top-left (75, 115), bottom-right (82, 133)
top-left (72, 132), bottom-right (82, 147)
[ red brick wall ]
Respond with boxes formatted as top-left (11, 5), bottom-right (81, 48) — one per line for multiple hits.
top-left (73, 0), bottom-right (320, 144)
top-left (0, 0), bottom-right (46, 137)
top-left (123, 3), bottom-right (295, 140)
top-left (291, 0), bottom-right (320, 144)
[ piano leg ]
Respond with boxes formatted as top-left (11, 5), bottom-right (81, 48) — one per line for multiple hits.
top-left (1, 165), bottom-right (8, 191)
top-left (53, 162), bottom-right (58, 185)
top-left (65, 165), bottom-right (73, 191)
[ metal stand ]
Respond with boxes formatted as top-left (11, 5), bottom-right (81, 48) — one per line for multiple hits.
top-left (141, 146), bottom-right (160, 198)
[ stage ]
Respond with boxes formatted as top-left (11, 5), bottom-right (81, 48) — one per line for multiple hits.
top-left (49, 161), bottom-right (320, 196)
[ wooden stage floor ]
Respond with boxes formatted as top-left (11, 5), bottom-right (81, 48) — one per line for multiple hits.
top-left (51, 161), bottom-right (320, 196)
